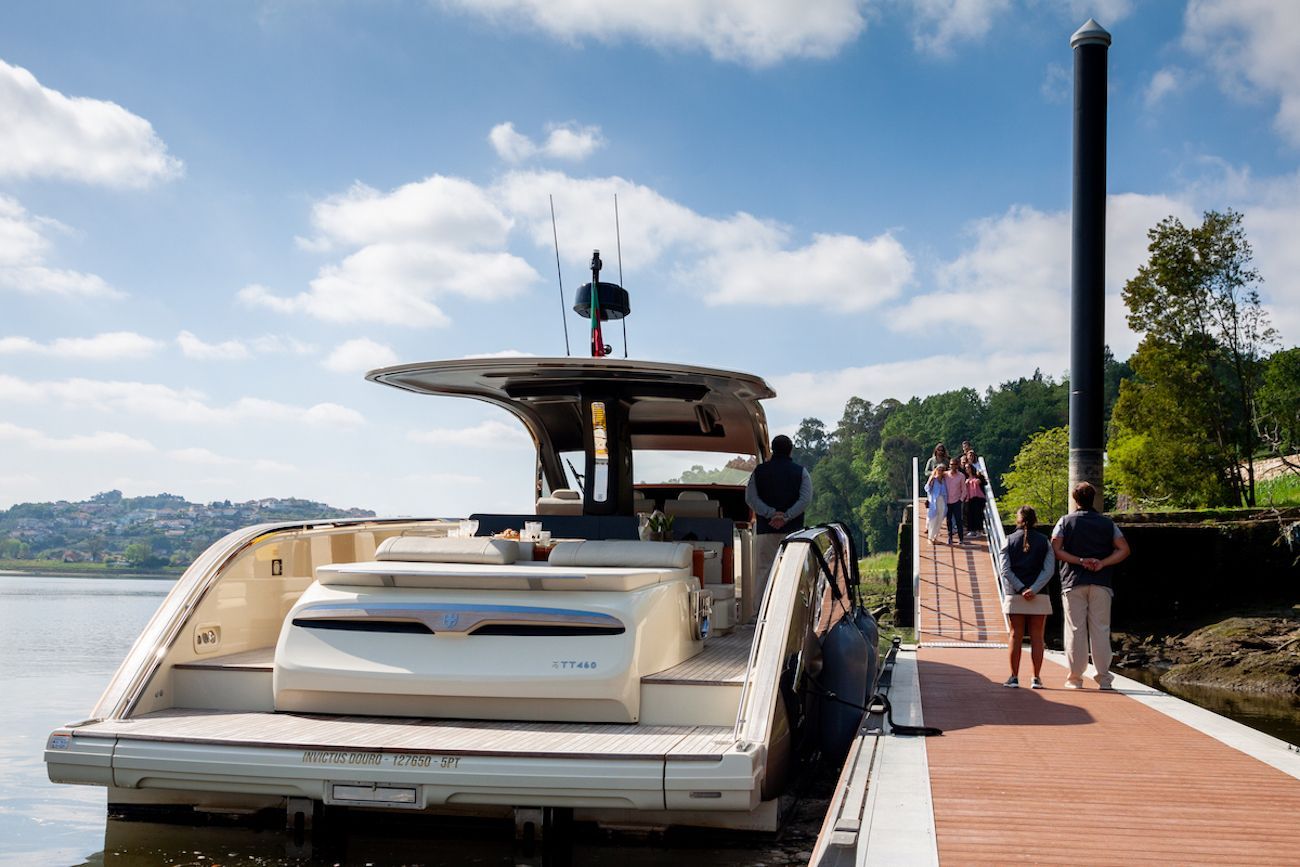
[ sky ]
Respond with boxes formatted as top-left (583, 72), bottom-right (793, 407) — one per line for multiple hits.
top-left (2, 0), bottom-right (1299, 517)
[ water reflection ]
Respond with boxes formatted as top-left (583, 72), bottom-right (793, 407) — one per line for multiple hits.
top-left (1119, 666), bottom-right (1300, 747)
top-left (82, 816), bottom-right (799, 867)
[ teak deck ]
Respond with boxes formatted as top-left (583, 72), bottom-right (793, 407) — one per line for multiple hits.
top-left (910, 497), bottom-right (1300, 865)
top-left (78, 709), bottom-right (735, 760)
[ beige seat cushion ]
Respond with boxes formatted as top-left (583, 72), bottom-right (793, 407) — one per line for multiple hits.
top-left (375, 536), bottom-right (519, 565)
top-left (549, 540), bottom-right (693, 570)
top-left (537, 488), bottom-right (583, 515)
top-left (664, 492), bottom-right (721, 518)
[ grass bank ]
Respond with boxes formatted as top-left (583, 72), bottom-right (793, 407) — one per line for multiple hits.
top-left (0, 559), bottom-right (180, 578)
top-left (857, 551), bottom-right (913, 652)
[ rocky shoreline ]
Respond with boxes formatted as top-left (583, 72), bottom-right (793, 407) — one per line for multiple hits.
top-left (1114, 604), bottom-right (1300, 696)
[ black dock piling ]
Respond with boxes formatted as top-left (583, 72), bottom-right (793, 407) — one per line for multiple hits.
top-left (1069, 18), bottom-right (1111, 509)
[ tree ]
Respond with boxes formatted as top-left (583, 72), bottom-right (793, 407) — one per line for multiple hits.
top-left (123, 542), bottom-right (153, 567)
top-left (1002, 427), bottom-right (1071, 525)
top-left (1110, 209), bottom-right (1275, 507)
top-left (792, 418), bottom-right (829, 469)
top-left (1257, 347), bottom-right (1300, 473)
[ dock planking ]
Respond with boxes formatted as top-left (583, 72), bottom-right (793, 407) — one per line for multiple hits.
top-left (911, 497), bottom-right (1300, 865)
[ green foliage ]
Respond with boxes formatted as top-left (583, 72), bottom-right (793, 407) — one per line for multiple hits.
top-left (667, 464), bottom-right (751, 485)
top-left (1255, 473), bottom-right (1300, 507)
top-left (1002, 426), bottom-right (1071, 525)
top-left (1111, 209), bottom-right (1275, 507)
top-left (123, 542), bottom-right (153, 566)
top-left (1257, 347), bottom-right (1300, 468)
top-left (0, 538), bottom-right (31, 559)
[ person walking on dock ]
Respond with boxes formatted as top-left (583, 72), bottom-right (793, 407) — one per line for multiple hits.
top-left (1051, 482), bottom-right (1131, 689)
top-left (944, 458), bottom-right (967, 544)
top-left (924, 464), bottom-right (948, 544)
top-left (999, 506), bottom-right (1055, 688)
top-left (965, 466), bottom-right (988, 536)
top-left (924, 443), bottom-right (950, 477)
top-left (746, 434), bottom-right (812, 605)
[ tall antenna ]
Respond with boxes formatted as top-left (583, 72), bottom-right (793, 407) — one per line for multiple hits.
top-left (614, 193), bottom-right (627, 358)
top-left (550, 195), bottom-right (571, 356)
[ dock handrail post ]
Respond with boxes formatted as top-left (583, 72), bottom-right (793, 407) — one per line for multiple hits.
top-left (912, 456), bottom-right (921, 636)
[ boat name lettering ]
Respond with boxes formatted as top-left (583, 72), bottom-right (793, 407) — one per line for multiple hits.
top-left (300, 750), bottom-right (383, 766)
top-left (299, 751), bottom-right (455, 768)
top-left (552, 660), bottom-right (598, 669)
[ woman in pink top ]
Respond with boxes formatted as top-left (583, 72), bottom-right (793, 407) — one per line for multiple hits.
top-left (965, 470), bottom-right (987, 536)
top-left (943, 458), bottom-right (967, 544)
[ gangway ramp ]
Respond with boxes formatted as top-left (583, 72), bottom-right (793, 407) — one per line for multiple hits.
top-left (812, 459), bottom-right (1300, 866)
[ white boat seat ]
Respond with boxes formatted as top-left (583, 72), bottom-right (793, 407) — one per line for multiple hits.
top-left (315, 558), bottom-right (690, 592)
top-left (376, 535), bottom-right (519, 564)
top-left (664, 490), bottom-right (721, 519)
top-left (632, 492), bottom-right (654, 514)
top-left (548, 540), bottom-right (693, 570)
top-left (537, 488), bottom-right (583, 515)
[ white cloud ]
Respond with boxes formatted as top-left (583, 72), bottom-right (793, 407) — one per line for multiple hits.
top-left (1183, 0), bottom-right (1300, 146)
top-left (247, 164), bottom-right (917, 326)
top-left (175, 330), bottom-right (316, 360)
top-left (490, 122), bottom-right (606, 163)
top-left (167, 447), bottom-right (294, 473)
top-left (0, 331), bottom-right (160, 360)
top-left (323, 338), bottom-right (400, 373)
top-left (498, 170), bottom-right (911, 311)
top-left (890, 193), bottom-right (1192, 359)
top-left (0, 421), bottom-right (155, 454)
top-left (908, 0), bottom-right (1012, 56)
top-left (1066, 0), bottom-right (1132, 24)
top-left (489, 122), bottom-right (537, 163)
top-left (770, 350), bottom-right (1066, 421)
top-left (1041, 63), bottom-right (1070, 104)
top-left (1144, 66), bottom-right (1182, 108)
top-left (408, 419), bottom-right (532, 449)
top-left (303, 176), bottom-right (512, 251)
top-left (542, 123), bottom-right (605, 160)
top-left (0, 195), bottom-right (120, 299)
top-left (0, 374), bottom-right (366, 428)
top-left (460, 349), bottom-right (537, 359)
top-left (177, 330), bottom-right (252, 361)
top-left (242, 174), bottom-right (539, 327)
top-left (0, 58), bottom-right (182, 187)
top-left (442, 0), bottom-right (868, 66)
top-left (694, 232), bottom-right (913, 311)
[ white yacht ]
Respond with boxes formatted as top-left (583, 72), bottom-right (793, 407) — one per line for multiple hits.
top-left (46, 356), bottom-right (876, 833)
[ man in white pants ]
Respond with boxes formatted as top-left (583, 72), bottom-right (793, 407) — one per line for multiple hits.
top-left (745, 435), bottom-right (812, 614)
top-left (1051, 481), bottom-right (1131, 689)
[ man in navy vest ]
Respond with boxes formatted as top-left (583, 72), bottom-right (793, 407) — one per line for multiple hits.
top-left (1051, 481), bottom-right (1131, 689)
top-left (745, 435), bottom-right (813, 612)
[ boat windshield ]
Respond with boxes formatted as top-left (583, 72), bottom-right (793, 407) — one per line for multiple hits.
top-left (555, 450), bottom-right (756, 491)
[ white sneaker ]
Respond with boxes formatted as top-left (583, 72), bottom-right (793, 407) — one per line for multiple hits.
top-left (1063, 680), bottom-right (1084, 689)
top-left (1002, 676), bottom-right (1019, 688)
top-left (1031, 677), bottom-right (1043, 689)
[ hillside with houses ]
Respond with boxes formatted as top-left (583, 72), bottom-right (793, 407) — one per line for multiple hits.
top-left (0, 491), bottom-right (375, 569)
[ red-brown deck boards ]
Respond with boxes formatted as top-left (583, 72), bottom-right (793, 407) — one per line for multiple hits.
top-left (918, 649), bottom-right (1300, 865)
top-left (913, 496), bottom-right (1300, 864)
top-left (916, 497), bottom-right (1005, 645)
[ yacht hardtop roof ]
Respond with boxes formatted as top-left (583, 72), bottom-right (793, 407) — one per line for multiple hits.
top-left (367, 357), bottom-right (774, 458)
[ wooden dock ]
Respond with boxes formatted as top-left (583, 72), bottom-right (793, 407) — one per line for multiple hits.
top-left (813, 498), bottom-right (1300, 865)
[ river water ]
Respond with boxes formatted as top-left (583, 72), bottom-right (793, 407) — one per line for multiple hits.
top-left (0, 575), bottom-right (821, 866)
